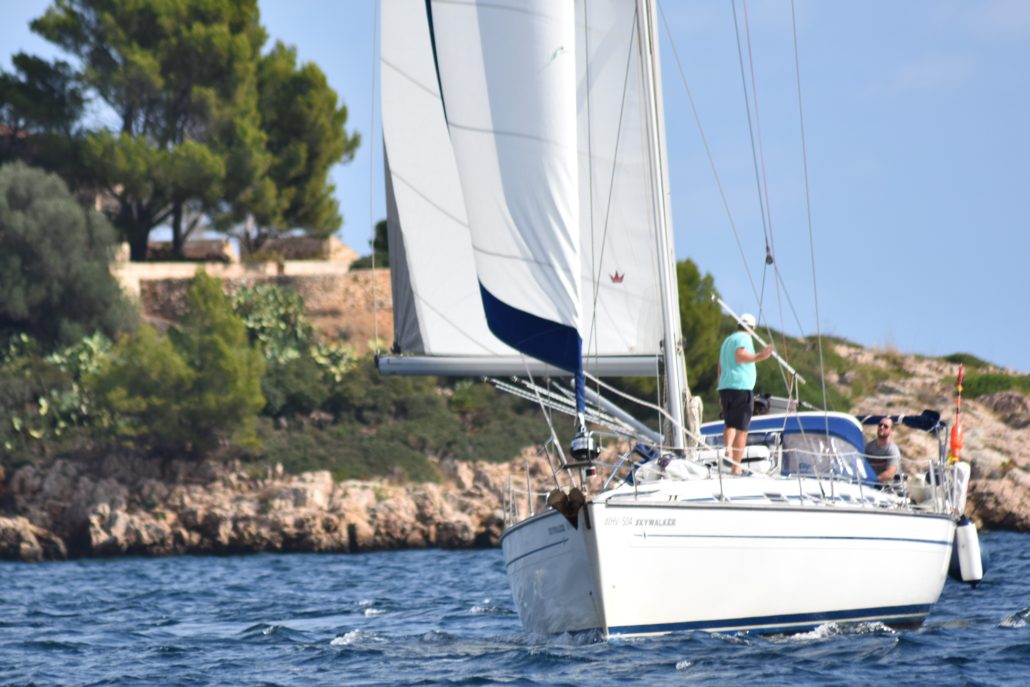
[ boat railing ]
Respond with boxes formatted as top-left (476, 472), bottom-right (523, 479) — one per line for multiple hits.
top-left (504, 438), bottom-right (960, 525)
top-left (781, 445), bottom-right (957, 514)
top-left (503, 475), bottom-right (553, 526)
top-left (505, 450), bottom-right (632, 526)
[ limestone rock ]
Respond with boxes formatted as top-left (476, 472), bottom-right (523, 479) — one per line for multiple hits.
top-left (967, 468), bottom-right (1030, 530)
top-left (441, 459), bottom-right (475, 491)
top-left (371, 494), bottom-right (422, 548)
top-left (0, 516), bottom-right (66, 561)
top-left (978, 391), bottom-right (1030, 429)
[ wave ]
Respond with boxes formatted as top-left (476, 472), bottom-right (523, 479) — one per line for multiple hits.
top-left (469, 597), bottom-right (515, 615)
top-left (766, 621), bottom-right (897, 643)
top-left (330, 629), bottom-right (385, 646)
top-left (1001, 608), bottom-right (1030, 628)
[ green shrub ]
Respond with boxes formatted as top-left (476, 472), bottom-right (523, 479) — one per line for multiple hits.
top-left (247, 355), bottom-right (551, 480)
top-left (0, 332), bottom-right (111, 456)
top-left (91, 271), bottom-right (266, 455)
top-left (447, 380), bottom-right (553, 462)
top-left (309, 340), bottom-right (355, 383)
top-left (0, 162), bottom-right (136, 349)
top-left (90, 325), bottom-right (195, 450)
top-left (167, 272), bottom-right (266, 451)
top-left (256, 421), bottom-right (438, 482)
top-left (322, 357), bottom-right (443, 424)
top-left (262, 356), bottom-right (327, 417)
top-left (349, 219), bottom-right (388, 270)
top-left (230, 283), bottom-right (355, 419)
top-left (230, 283), bottom-right (313, 364)
top-left (963, 372), bottom-right (1030, 397)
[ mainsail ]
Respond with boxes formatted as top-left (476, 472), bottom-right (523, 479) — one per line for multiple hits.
top-left (379, 0), bottom-right (669, 382)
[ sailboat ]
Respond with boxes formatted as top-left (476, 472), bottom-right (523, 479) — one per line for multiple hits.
top-left (377, 0), bottom-right (979, 637)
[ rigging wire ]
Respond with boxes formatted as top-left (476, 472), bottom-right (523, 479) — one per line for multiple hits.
top-left (584, 0), bottom-right (598, 402)
top-left (745, 0), bottom-right (791, 389)
top-left (656, 2), bottom-right (763, 312)
top-left (582, 5), bottom-right (646, 414)
top-left (730, 0), bottom-right (774, 278)
top-left (731, 0), bottom-right (794, 397)
top-left (659, 1), bottom-right (794, 402)
top-left (519, 362), bottom-right (570, 487)
top-left (738, 0), bottom-right (790, 363)
top-left (662, 1), bottom-right (827, 407)
top-left (579, 4), bottom-right (673, 443)
top-left (368, 0), bottom-right (382, 356)
top-left (585, 371), bottom-right (706, 446)
top-left (658, 1), bottom-right (805, 402)
top-left (741, 2), bottom-right (782, 275)
top-left (790, 0), bottom-right (831, 415)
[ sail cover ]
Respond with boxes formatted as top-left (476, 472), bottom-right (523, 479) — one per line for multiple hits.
top-left (380, 0), bottom-right (664, 377)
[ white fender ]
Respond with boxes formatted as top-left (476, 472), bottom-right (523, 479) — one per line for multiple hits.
top-left (951, 461), bottom-right (971, 514)
top-left (955, 517), bottom-right (983, 586)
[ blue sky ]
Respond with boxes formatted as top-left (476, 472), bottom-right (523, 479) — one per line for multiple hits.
top-left (3, 1), bottom-right (1027, 375)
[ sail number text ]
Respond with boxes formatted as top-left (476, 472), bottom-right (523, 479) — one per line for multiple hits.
top-left (604, 516), bottom-right (676, 527)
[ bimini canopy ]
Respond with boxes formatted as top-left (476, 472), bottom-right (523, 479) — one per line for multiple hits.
top-left (700, 412), bottom-right (866, 454)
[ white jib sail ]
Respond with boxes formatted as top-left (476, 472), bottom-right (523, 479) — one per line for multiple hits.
top-left (381, 0), bottom-right (516, 357)
top-left (429, 0), bottom-right (583, 374)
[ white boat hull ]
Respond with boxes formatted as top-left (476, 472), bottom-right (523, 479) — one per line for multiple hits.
top-left (502, 498), bottom-right (954, 637)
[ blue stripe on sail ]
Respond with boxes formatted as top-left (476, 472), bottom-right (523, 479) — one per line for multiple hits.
top-left (607, 604), bottom-right (933, 636)
top-left (479, 284), bottom-right (584, 413)
top-left (479, 283), bottom-right (582, 370)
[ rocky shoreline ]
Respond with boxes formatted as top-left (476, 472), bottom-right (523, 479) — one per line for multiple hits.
top-left (0, 449), bottom-right (564, 563)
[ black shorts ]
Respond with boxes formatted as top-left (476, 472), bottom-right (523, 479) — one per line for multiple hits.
top-left (719, 389), bottom-right (753, 431)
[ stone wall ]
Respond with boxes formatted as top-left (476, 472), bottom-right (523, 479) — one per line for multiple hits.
top-left (129, 266), bottom-right (392, 353)
top-left (110, 235), bottom-right (391, 352)
top-left (147, 239), bottom-right (236, 263)
top-left (239, 236), bottom-right (358, 262)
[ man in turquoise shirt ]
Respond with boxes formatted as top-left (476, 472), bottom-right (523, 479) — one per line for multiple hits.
top-left (717, 313), bottom-right (773, 475)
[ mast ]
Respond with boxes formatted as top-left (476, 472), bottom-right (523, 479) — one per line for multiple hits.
top-left (637, 0), bottom-right (688, 450)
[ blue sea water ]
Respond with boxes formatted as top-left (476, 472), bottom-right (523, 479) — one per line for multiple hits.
top-left (1, 531), bottom-right (1027, 686)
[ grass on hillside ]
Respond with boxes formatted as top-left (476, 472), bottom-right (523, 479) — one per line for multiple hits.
top-left (942, 352), bottom-right (995, 369)
top-left (962, 372), bottom-right (1030, 397)
top-left (941, 352), bottom-right (1029, 396)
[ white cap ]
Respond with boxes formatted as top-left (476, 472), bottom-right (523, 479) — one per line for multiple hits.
top-left (740, 313), bottom-right (756, 329)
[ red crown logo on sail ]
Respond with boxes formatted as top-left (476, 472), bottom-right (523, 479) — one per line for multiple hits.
top-left (610, 271), bottom-right (624, 284)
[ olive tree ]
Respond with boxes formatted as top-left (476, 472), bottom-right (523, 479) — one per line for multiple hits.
top-left (0, 162), bottom-right (135, 349)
